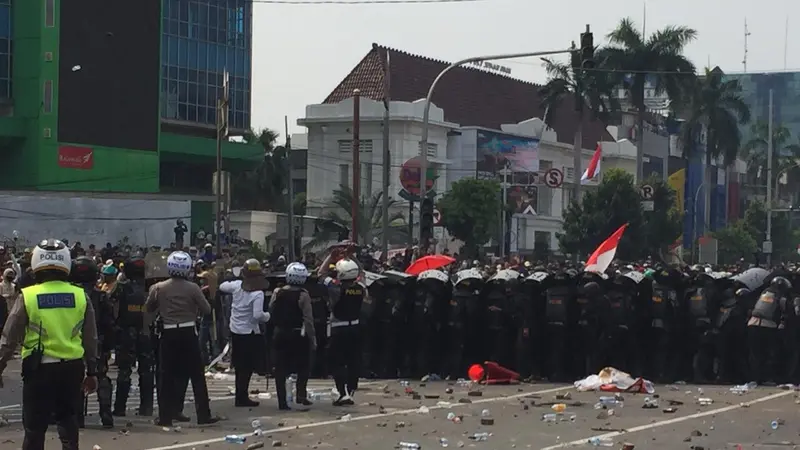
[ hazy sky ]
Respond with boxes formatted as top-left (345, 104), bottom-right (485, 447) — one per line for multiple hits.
top-left (251, 0), bottom-right (797, 135)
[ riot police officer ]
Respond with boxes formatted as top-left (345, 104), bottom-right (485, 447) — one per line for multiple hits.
top-left (70, 256), bottom-right (115, 428)
top-left (647, 267), bottom-right (682, 382)
top-left (0, 239), bottom-right (99, 450)
top-left (448, 269), bottom-right (482, 379)
top-left (325, 258), bottom-right (364, 406)
top-left (269, 262), bottom-right (315, 410)
top-left (747, 275), bottom-right (792, 383)
top-left (544, 269), bottom-right (574, 381)
top-left (113, 256), bottom-right (155, 417)
top-left (599, 272), bottom-right (639, 371)
top-left (573, 274), bottom-right (603, 376)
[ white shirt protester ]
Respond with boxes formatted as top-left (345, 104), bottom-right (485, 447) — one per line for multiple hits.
top-left (219, 279), bottom-right (271, 335)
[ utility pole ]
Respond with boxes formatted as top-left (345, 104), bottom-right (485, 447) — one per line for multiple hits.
top-left (765, 89), bottom-right (774, 265)
top-left (285, 115), bottom-right (295, 262)
top-left (381, 51), bottom-right (391, 261)
top-left (351, 89), bottom-right (361, 244)
top-left (215, 70), bottom-right (229, 256)
top-left (499, 162), bottom-right (510, 257)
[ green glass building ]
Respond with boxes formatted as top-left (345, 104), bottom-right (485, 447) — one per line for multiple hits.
top-left (724, 71), bottom-right (800, 146)
top-left (0, 0), bottom-right (260, 198)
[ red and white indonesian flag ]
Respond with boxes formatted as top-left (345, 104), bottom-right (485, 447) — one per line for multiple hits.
top-left (581, 143), bottom-right (602, 184)
top-left (584, 223), bottom-right (628, 274)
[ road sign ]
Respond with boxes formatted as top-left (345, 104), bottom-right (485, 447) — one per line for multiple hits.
top-left (544, 168), bottom-right (564, 188)
top-left (522, 205), bottom-right (537, 215)
top-left (641, 200), bottom-right (654, 211)
top-left (640, 184), bottom-right (654, 199)
top-left (433, 208), bottom-right (442, 226)
top-left (763, 240), bottom-right (773, 254)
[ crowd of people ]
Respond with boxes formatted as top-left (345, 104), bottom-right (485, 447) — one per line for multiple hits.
top-left (2, 234), bottom-right (800, 450)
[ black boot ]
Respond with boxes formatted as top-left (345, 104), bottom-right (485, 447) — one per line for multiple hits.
top-left (113, 379), bottom-right (131, 416)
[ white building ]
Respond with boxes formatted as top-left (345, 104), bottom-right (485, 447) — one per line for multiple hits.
top-left (297, 96), bottom-right (637, 254)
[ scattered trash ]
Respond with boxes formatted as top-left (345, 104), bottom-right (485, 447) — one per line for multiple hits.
top-left (575, 367), bottom-right (655, 394)
top-left (397, 441), bottom-right (421, 449)
top-left (436, 401), bottom-right (452, 408)
top-left (556, 392), bottom-right (572, 400)
top-left (480, 409), bottom-right (494, 425)
top-left (587, 436), bottom-right (614, 447)
top-left (778, 384), bottom-right (796, 390)
top-left (542, 413), bottom-right (558, 423)
top-left (439, 437), bottom-right (449, 447)
top-left (662, 407), bottom-right (677, 413)
top-left (247, 443), bottom-right (265, 450)
top-left (642, 397), bottom-right (658, 409)
top-left (770, 418), bottom-right (785, 429)
top-left (468, 432), bottom-right (491, 441)
top-left (340, 414), bottom-right (352, 421)
top-left (730, 382), bottom-right (757, 394)
top-left (467, 391), bottom-right (483, 397)
top-left (445, 387), bottom-right (454, 394)
top-left (270, 441), bottom-right (282, 447)
top-left (697, 398), bottom-right (713, 406)
top-left (225, 435), bottom-right (247, 444)
top-left (551, 403), bottom-right (566, 413)
top-left (417, 406), bottom-right (430, 414)
top-left (251, 419), bottom-right (261, 429)
top-left (542, 413), bottom-right (577, 423)
top-left (594, 396), bottom-right (623, 409)
top-left (92, 446), bottom-right (102, 450)
top-left (257, 393), bottom-right (272, 400)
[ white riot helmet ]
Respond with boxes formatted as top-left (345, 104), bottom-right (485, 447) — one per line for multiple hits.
top-left (31, 239), bottom-right (71, 275)
top-left (286, 262), bottom-right (310, 285)
top-left (166, 251), bottom-right (192, 278)
top-left (335, 258), bottom-right (359, 281)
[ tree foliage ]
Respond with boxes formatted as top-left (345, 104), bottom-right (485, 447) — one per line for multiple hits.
top-left (231, 128), bottom-right (289, 211)
top-left (742, 200), bottom-right (794, 261)
top-left (305, 186), bottom-right (407, 250)
top-left (559, 169), bottom-right (644, 260)
top-left (640, 176), bottom-right (683, 258)
top-left (437, 179), bottom-right (501, 257)
top-left (741, 122), bottom-right (800, 188)
top-left (712, 220), bottom-right (758, 264)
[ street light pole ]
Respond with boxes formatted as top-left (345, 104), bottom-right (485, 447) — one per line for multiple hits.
top-left (766, 89), bottom-right (774, 266)
top-left (417, 48), bottom-right (575, 243)
top-left (692, 182), bottom-right (704, 264)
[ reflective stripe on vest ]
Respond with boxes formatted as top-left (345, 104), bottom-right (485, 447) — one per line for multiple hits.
top-left (21, 281), bottom-right (87, 361)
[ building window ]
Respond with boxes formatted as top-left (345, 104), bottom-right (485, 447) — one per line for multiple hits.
top-left (44, 0), bottom-right (55, 27)
top-left (362, 163), bottom-right (372, 197)
top-left (292, 178), bottom-right (306, 196)
top-left (417, 142), bottom-right (438, 158)
top-left (161, 0), bottom-right (251, 129)
top-left (537, 186), bottom-right (552, 216)
top-left (534, 231), bottom-right (550, 250)
top-left (0, 0), bottom-right (10, 99)
top-left (338, 140), bottom-right (373, 153)
top-left (43, 80), bottom-right (53, 113)
top-left (339, 164), bottom-right (349, 189)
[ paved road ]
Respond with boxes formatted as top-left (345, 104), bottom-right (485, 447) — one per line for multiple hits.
top-left (0, 361), bottom-right (797, 450)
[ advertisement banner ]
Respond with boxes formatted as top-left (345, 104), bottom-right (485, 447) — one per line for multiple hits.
top-left (58, 146), bottom-right (94, 170)
top-left (475, 130), bottom-right (539, 180)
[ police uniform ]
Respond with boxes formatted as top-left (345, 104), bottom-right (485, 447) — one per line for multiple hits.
top-left (113, 260), bottom-right (155, 417)
top-left (0, 239), bottom-right (99, 450)
top-left (146, 251), bottom-right (218, 427)
top-left (747, 277), bottom-right (791, 383)
top-left (269, 283), bottom-right (315, 409)
top-left (325, 262), bottom-right (364, 405)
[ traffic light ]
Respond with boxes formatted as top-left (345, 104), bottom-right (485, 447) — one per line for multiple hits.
top-left (420, 197), bottom-right (434, 249)
top-left (580, 24), bottom-right (594, 69)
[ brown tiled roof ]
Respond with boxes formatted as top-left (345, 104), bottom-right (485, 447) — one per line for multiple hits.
top-left (324, 43), bottom-right (614, 149)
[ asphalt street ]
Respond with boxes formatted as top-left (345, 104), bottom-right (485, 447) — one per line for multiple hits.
top-left (0, 360), bottom-right (798, 450)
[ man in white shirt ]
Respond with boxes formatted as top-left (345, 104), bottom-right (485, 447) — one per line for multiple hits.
top-left (219, 259), bottom-right (270, 407)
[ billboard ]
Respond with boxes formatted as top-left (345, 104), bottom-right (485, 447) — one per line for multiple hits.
top-left (475, 130), bottom-right (540, 214)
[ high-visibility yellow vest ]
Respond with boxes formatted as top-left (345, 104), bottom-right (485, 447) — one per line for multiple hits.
top-left (21, 281), bottom-right (87, 361)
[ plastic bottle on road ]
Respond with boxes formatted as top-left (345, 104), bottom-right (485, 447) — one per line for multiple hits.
top-left (594, 397), bottom-right (623, 409)
top-left (469, 432), bottom-right (490, 441)
top-left (439, 437), bottom-right (449, 447)
top-left (398, 442), bottom-right (421, 449)
top-left (286, 378), bottom-right (295, 404)
top-left (542, 413), bottom-right (558, 423)
top-left (224, 435), bottom-right (246, 444)
top-left (587, 437), bottom-right (614, 447)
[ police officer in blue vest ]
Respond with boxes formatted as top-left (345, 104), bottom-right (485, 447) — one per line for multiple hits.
top-left (0, 239), bottom-right (99, 450)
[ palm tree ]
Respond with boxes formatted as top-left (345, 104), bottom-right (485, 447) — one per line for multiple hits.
top-left (232, 128), bottom-right (289, 211)
top-left (598, 18), bottom-right (697, 181)
top-left (304, 186), bottom-right (408, 250)
top-left (539, 42), bottom-right (620, 204)
top-left (678, 67), bottom-right (750, 227)
top-left (741, 122), bottom-right (800, 200)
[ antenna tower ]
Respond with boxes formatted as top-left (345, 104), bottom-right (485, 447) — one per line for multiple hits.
top-left (743, 19), bottom-right (751, 72)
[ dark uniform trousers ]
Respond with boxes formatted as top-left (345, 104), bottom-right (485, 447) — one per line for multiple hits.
top-left (157, 324), bottom-right (211, 425)
top-left (328, 323), bottom-right (361, 396)
top-left (114, 326), bottom-right (155, 415)
top-left (272, 328), bottom-right (311, 407)
top-left (23, 358), bottom-right (85, 450)
top-left (76, 346), bottom-right (113, 427)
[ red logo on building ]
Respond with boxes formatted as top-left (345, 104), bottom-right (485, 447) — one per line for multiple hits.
top-left (57, 146), bottom-right (94, 170)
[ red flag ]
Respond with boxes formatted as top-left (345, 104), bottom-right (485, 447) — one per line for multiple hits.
top-left (585, 223), bottom-right (628, 273)
top-left (581, 143), bottom-right (602, 184)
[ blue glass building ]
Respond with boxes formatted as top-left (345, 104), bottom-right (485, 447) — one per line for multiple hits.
top-left (0, 0), bottom-right (11, 100)
top-left (161, 0), bottom-right (251, 131)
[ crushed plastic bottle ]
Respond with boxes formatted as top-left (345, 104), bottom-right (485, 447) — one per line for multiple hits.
top-left (417, 406), bottom-right (430, 414)
top-left (340, 414), bottom-right (352, 421)
top-left (224, 435), bottom-right (247, 444)
top-left (594, 397), bottom-right (623, 409)
top-left (400, 380), bottom-right (410, 387)
top-left (587, 437), bottom-right (614, 447)
top-left (643, 397), bottom-right (659, 408)
top-left (480, 409), bottom-right (491, 418)
top-left (251, 419), bottom-right (261, 429)
top-left (436, 401), bottom-right (453, 408)
top-left (730, 381), bottom-right (757, 395)
top-left (257, 392), bottom-right (272, 400)
top-left (542, 413), bottom-right (558, 423)
top-left (446, 412), bottom-right (457, 421)
top-left (469, 432), bottom-right (491, 441)
top-left (397, 442), bottom-right (421, 449)
top-left (439, 437), bottom-right (449, 447)
top-left (771, 420), bottom-right (779, 430)
top-left (697, 398), bottom-right (713, 406)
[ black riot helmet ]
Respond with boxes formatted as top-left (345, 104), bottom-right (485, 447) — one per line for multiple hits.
top-left (124, 255), bottom-right (146, 279)
top-left (770, 276), bottom-right (792, 293)
top-left (70, 255), bottom-right (98, 284)
top-left (583, 281), bottom-right (602, 297)
top-left (735, 287), bottom-right (751, 299)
